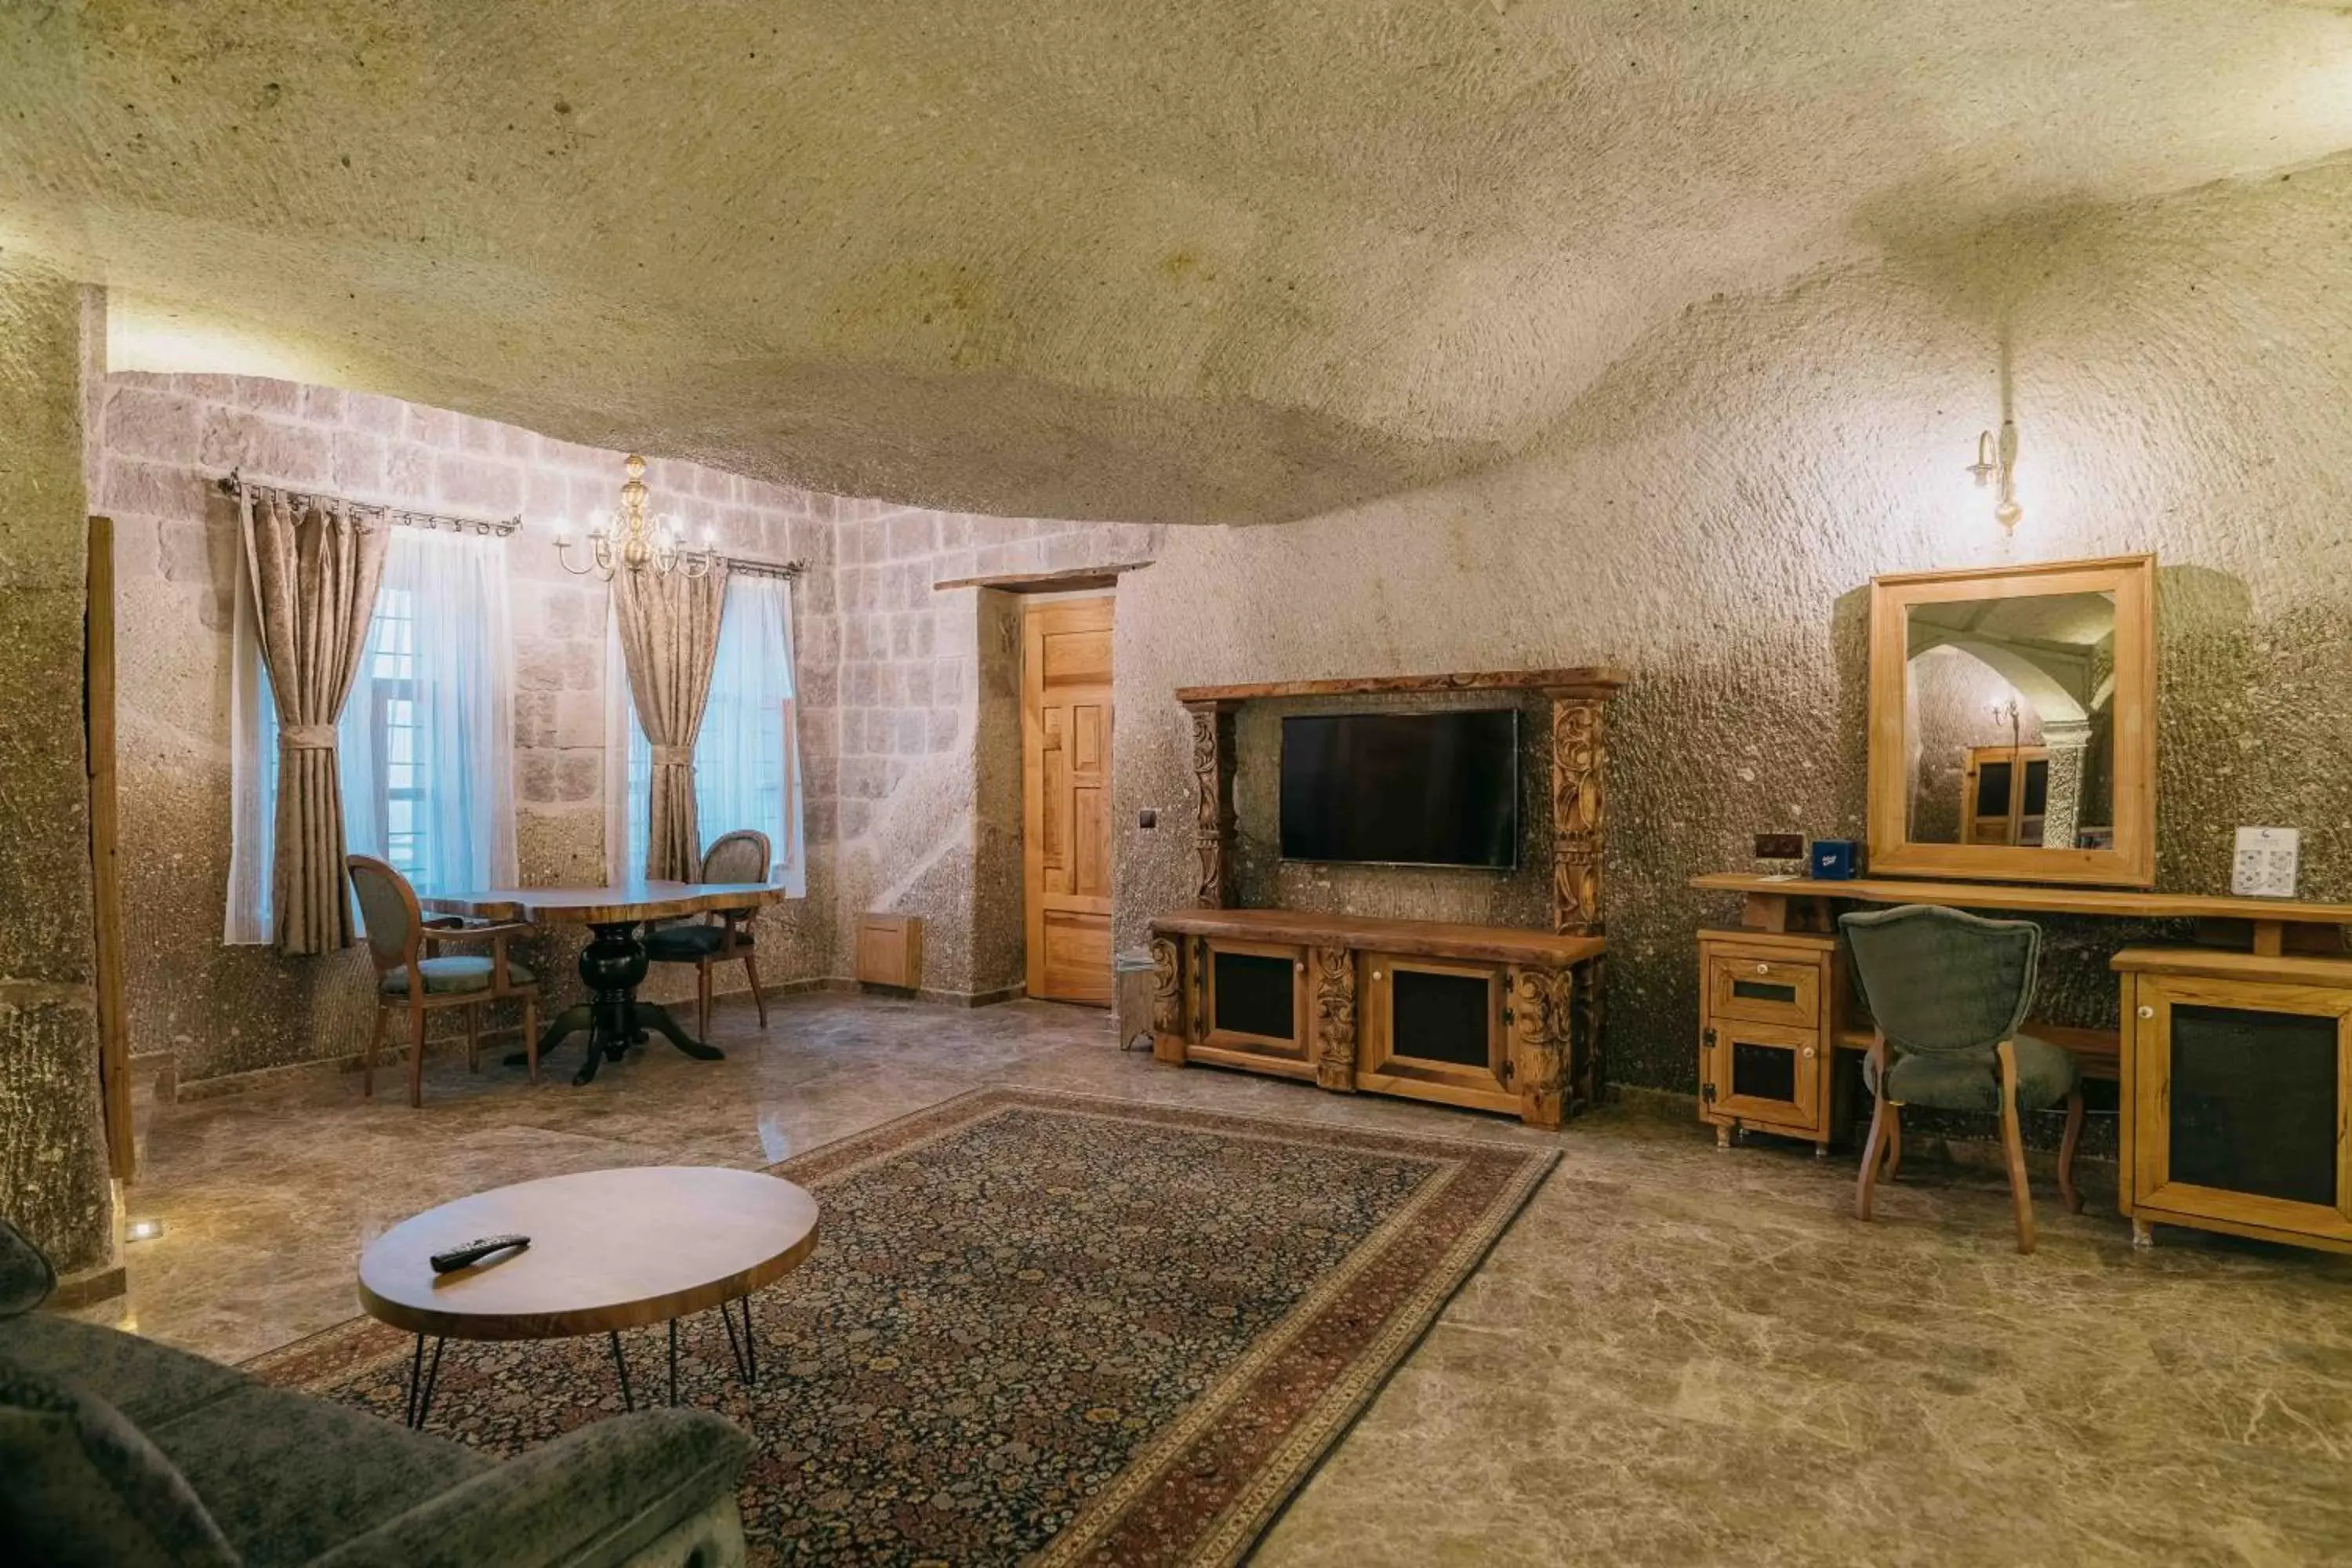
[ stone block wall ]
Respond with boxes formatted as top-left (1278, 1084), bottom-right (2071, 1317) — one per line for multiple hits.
top-left (92, 365), bottom-right (1152, 1083)
top-left (96, 372), bottom-right (838, 1085)
top-left (829, 505), bottom-right (1160, 998)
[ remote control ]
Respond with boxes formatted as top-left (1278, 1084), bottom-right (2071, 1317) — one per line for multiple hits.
top-left (430, 1234), bottom-right (530, 1273)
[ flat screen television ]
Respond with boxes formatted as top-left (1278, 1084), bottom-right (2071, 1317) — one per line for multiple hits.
top-left (1279, 710), bottom-right (1519, 869)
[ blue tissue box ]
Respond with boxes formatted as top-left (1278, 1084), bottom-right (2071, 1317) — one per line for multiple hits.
top-left (1809, 839), bottom-right (1860, 880)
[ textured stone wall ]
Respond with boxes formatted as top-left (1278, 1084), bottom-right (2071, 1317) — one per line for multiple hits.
top-left (0, 256), bottom-right (113, 1276)
top-left (1109, 163), bottom-right (2352, 1096)
top-left (830, 510), bottom-right (1159, 997)
top-left (97, 374), bottom-right (837, 1084)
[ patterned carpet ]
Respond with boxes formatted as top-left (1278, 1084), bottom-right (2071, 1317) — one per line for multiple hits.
top-left (249, 1089), bottom-right (1556, 1565)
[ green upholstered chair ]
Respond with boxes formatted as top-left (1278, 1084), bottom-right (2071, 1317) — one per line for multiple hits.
top-left (1840, 905), bottom-right (2085, 1254)
top-left (347, 856), bottom-right (539, 1107)
top-left (645, 829), bottom-right (772, 1040)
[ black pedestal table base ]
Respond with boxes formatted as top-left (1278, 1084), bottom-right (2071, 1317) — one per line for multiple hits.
top-left (524, 918), bottom-right (724, 1084)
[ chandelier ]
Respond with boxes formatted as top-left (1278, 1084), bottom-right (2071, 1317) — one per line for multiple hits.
top-left (554, 453), bottom-right (718, 580)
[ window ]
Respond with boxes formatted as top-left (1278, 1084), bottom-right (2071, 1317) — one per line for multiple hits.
top-left (608, 572), bottom-right (805, 894)
top-left (362, 588), bottom-right (428, 880)
top-left (227, 528), bottom-right (517, 942)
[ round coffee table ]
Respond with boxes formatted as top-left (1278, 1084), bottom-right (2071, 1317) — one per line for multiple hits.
top-left (358, 1166), bottom-right (819, 1426)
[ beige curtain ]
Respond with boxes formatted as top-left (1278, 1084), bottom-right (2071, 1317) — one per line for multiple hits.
top-left (239, 490), bottom-right (389, 954)
top-left (613, 564), bottom-right (729, 880)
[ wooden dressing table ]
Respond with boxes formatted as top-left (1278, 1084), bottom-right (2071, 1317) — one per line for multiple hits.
top-left (1689, 872), bottom-right (2352, 1253)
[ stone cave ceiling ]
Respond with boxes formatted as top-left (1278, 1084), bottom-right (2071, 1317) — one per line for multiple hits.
top-left (3, 2), bottom-right (2349, 524)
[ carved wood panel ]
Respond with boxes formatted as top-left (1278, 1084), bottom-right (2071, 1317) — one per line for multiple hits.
top-left (1149, 933), bottom-right (1185, 1064)
top-left (1508, 964), bottom-right (1579, 1129)
top-left (1312, 946), bottom-right (1358, 1092)
top-left (1185, 701), bottom-right (1238, 909)
top-left (1550, 694), bottom-right (1609, 935)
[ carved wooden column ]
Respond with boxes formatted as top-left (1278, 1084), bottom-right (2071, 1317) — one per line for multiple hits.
top-left (1545, 678), bottom-right (1621, 1108)
top-left (1182, 699), bottom-right (1240, 909)
top-left (1544, 678), bottom-right (1622, 936)
top-left (1148, 931), bottom-right (1186, 1064)
top-left (1506, 964), bottom-right (1577, 1129)
top-left (1312, 946), bottom-right (1358, 1091)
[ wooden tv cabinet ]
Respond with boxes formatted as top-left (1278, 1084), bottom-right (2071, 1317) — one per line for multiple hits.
top-left (1147, 909), bottom-right (1606, 1128)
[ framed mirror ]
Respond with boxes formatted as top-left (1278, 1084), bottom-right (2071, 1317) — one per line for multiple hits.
top-left (1866, 554), bottom-right (2155, 887)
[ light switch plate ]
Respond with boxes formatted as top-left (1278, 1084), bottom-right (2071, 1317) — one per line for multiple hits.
top-left (2232, 826), bottom-right (2300, 898)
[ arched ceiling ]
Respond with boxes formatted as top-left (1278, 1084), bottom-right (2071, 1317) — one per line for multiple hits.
top-left (3, 2), bottom-right (2348, 524)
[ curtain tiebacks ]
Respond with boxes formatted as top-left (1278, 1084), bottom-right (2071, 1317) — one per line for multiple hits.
top-left (279, 724), bottom-right (339, 751)
top-left (650, 745), bottom-right (695, 768)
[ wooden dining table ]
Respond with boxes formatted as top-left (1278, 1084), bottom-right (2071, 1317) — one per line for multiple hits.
top-left (420, 880), bottom-right (786, 1086)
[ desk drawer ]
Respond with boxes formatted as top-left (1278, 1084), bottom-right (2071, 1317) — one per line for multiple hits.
top-left (1705, 949), bottom-right (1822, 1029)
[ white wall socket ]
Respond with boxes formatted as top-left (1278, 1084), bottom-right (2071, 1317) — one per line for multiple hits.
top-left (2232, 826), bottom-right (2300, 898)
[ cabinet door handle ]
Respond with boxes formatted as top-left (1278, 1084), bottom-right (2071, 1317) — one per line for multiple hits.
top-left (2137, 1005), bottom-right (2154, 1019)
top-left (1755, 964), bottom-right (1771, 975)
top-left (1371, 970), bottom-right (1383, 981)
top-left (1802, 1046), bottom-right (1817, 1059)
top-left (1295, 960), bottom-right (1305, 973)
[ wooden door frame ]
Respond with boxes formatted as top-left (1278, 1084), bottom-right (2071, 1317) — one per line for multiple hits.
top-left (85, 517), bottom-right (133, 1181)
top-left (1020, 592), bottom-right (1115, 1004)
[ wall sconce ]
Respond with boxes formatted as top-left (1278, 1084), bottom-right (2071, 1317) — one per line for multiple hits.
top-left (1966, 420), bottom-right (2023, 528)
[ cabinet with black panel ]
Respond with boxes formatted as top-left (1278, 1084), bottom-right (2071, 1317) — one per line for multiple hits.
top-left (1698, 929), bottom-right (1845, 1154)
top-left (2118, 947), bottom-right (2352, 1253)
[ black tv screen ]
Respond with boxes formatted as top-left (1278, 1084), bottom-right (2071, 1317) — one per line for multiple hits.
top-left (1279, 710), bottom-right (1519, 868)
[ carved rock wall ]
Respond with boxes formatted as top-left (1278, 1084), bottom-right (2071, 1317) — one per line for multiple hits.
top-left (0, 256), bottom-right (113, 1276)
top-left (1110, 162), bottom-right (2352, 1094)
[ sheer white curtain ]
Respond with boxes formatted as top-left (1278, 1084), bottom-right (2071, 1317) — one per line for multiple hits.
top-left (609, 572), bottom-right (804, 893)
top-left (227, 527), bottom-right (517, 940)
top-left (224, 565), bottom-right (280, 945)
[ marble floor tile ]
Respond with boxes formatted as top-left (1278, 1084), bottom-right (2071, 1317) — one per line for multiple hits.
top-left (85, 992), bottom-right (2352, 1563)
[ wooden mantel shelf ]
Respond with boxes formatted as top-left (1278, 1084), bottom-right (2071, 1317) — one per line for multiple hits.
top-left (1174, 666), bottom-right (1627, 705)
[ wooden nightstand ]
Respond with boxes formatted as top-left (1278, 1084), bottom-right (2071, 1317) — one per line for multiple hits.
top-left (1697, 928), bottom-right (1846, 1154)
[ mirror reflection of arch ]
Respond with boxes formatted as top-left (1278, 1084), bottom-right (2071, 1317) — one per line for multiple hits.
top-left (1866, 554), bottom-right (2154, 888)
top-left (1903, 590), bottom-right (2118, 852)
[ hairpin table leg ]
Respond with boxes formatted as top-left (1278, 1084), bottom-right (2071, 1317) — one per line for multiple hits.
top-left (608, 1330), bottom-right (635, 1410)
top-left (719, 1295), bottom-right (758, 1386)
top-left (405, 1334), bottom-right (445, 1429)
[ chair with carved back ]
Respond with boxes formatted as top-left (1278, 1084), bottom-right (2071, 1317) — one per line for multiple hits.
top-left (1841, 904), bottom-right (2085, 1254)
top-left (644, 829), bottom-right (772, 1040)
top-left (348, 855), bottom-right (541, 1107)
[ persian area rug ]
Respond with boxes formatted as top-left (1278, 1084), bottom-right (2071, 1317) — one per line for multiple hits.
top-left (249, 1088), bottom-right (1556, 1566)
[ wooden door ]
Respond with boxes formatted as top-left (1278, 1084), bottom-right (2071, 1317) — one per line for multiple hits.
top-left (1022, 596), bottom-right (1114, 1004)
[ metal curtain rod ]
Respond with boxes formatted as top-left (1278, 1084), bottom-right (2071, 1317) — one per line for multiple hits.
top-left (220, 470), bottom-right (807, 581)
top-left (216, 470), bottom-right (521, 539)
top-left (720, 555), bottom-right (807, 582)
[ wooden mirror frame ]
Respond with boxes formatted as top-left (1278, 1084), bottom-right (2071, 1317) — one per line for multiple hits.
top-left (1866, 553), bottom-right (2156, 888)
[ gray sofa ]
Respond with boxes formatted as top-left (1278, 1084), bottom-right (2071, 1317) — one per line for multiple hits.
top-left (0, 1221), bottom-right (752, 1568)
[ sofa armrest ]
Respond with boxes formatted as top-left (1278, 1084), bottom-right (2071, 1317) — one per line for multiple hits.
top-left (307, 1409), bottom-right (751, 1568)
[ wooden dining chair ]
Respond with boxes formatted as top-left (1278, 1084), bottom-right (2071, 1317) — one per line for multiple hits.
top-left (644, 829), bottom-right (772, 1040)
top-left (1842, 905), bottom-right (2085, 1254)
top-left (347, 855), bottom-right (541, 1107)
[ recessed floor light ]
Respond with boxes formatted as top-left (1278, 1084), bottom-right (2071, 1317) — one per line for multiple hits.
top-left (125, 1219), bottom-right (165, 1243)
